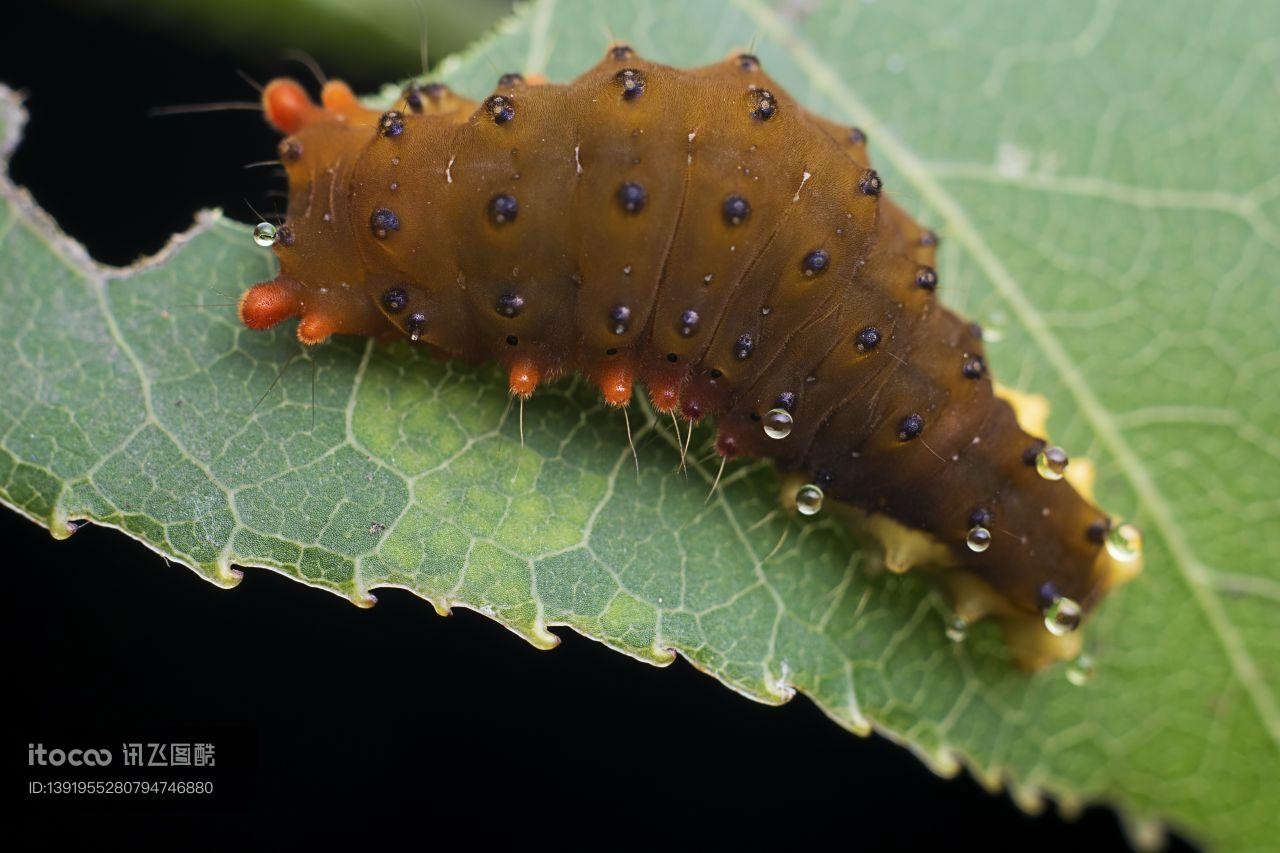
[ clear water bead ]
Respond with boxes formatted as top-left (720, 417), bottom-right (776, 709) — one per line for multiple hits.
top-left (1066, 653), bottom-right (1096, 686)
top-left (945, 616), bottom-right (968, 643)
top-left (966, 525), bottom-right (992, 552)
top-left (252, 222), bottom-right (278, 247)
top-left (762, 407), bottom-right (794, 439)
top-left (1043, 595), bottom-right (1082, 636)
top-left (1035, 445), bottom-right (1069, 480)
top-left (795, 484), bottom-right (824, 516)
top-left (1106, 522), bottom-right (1143, 562)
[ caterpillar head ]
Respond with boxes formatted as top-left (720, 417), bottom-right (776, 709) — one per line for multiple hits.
top-left (239, 77), bottom-right (471, 346)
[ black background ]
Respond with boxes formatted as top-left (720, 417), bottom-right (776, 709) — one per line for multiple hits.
top-left (4, 3), bottom-right (1189, 846)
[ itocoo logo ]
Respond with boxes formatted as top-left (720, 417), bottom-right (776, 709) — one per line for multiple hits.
top-left (28, 744), bottom-right (113, 766)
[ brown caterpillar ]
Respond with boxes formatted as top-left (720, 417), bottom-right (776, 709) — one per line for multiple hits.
top-left (238, 46), bottom-right (1143, 669)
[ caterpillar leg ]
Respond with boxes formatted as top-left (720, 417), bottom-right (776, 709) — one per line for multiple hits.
top-left (507, 358), bottom-right (542, 399)
top-left (594, 362), bottom-right (634, 407)
top-left (238, 278), bottom-right (301, 330)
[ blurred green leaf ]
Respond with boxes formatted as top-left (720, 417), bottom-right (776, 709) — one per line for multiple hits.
top-left (3, 1), bottom-right (1278, 848)
top-left (56, 0), bottom-right (514, 75)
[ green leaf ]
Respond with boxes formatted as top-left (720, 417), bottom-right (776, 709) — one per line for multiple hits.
top-left (3, 0), bottom-right (1278, 847)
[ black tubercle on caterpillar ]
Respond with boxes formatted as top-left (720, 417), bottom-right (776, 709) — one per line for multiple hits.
top-left (239, 47), bottom-right (1142, 669)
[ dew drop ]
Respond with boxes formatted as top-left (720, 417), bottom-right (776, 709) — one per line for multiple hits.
top-left (965, 525), bottom-right (992, 553)
top-left (1036, 446), bottom-right (1069, 480)
top-left (1066, 653), bottom-right (1096, 686)
top-left (252, 222), bottom-right (277, 247)
top-left (945, 616), bottom-right (968, 643)
top-left (762, 408), bottom-right (793, 439)
top-left (1106, 522), bottom-right (1143, 562)
top-left (795, 484), bottom-right (824, 516)
top-left (1043, 595), bottom-right (1082, 636)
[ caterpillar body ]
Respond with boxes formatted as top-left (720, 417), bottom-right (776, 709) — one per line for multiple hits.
top-left (238, 46), bottom-right (1142, 668)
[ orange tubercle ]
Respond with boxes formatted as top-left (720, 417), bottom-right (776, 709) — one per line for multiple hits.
top-left (642, 369), bottom-right (683, 414)
top-left (297, 313), bottom-right (339, 345)
top-left (320, 80), bottom-right (378, 121)
top-left (715, 431), bottom-right (742, 458)
top-left (508, 359), bottom-right (542, 399)
top-left (239, 279), bottom-right (301, 330)
top-left (597, 364), bottom-right (634, 407)
top-left (262, 79), bottom-right (322, 134)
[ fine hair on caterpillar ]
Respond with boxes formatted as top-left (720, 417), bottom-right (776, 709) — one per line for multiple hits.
top-left (233, 42), bottom-right (1143, 670)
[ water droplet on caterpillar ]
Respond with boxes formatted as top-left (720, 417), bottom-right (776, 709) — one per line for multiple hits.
top-left (966, 525), bottom-right (992, 552)
top-left (945, 615), bottom-right (968, 643)
top-left (1106, 522), bottom-right (1143, 562)
top-left (795, 484), bottom-right (824, 516)
top-left (252, 222), bottom-right (278, 247)
top-left (1066, 652), bottom-right (1096, 686)
top-left (762, 408), bottom-right (793, 439)
top-left (1036, 446), bottom-right (1069, 480)
top-left (1043, 594), bottom-right (1082, 636)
